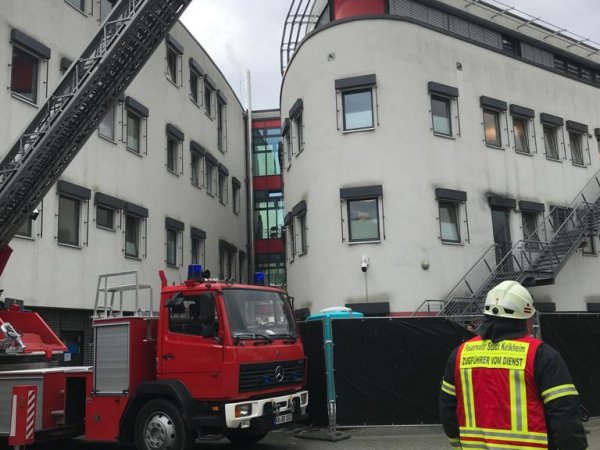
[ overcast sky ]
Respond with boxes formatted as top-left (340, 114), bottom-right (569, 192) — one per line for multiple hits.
top-left (181, 0), bottom-right (600, 111)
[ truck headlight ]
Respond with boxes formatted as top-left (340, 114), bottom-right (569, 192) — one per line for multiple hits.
top-left (235, 403), bottom-right (253, 418)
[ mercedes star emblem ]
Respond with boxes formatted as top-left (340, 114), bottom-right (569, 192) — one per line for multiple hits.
top-left (274, 365), bottom-right (285, 383)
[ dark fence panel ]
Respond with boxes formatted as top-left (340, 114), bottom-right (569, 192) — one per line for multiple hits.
top-left (299, 320), bottom-right (327, 426)
top-left (331, 317), bottom-right (470, 426)
top-left (540, 314), bottom-right (600, 416)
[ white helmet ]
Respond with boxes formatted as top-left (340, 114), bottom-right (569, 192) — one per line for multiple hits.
top-left (483, 280), bottom-right (535, 319)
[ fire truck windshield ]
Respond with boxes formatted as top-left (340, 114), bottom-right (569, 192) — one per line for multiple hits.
top-left (222, 288), bottom-right (297, 339)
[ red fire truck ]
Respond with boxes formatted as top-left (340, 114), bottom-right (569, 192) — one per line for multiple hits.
top-left (0, 268), bottom-right (307, 448)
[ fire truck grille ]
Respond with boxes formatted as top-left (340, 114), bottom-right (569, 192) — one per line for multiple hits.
top-left (238, 359), bottom-right (304, 392)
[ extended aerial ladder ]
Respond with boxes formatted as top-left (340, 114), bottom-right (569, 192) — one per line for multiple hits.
top-left (0, 0), bottom-right (192, 274)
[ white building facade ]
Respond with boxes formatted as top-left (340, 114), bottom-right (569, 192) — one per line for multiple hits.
top-left (281, 0), bottom-right (600, 315)
top-left (0, 0), bottom-right (249, 362)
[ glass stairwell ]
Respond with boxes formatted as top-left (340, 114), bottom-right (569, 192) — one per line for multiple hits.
top-left (414, 169), bottom-right (600, 327)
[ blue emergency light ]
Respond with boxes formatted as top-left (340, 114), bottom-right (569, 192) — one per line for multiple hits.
top-left (187, 264), bottom-right (203, 280)
top-left (254, 271), bottom-right (265, 285)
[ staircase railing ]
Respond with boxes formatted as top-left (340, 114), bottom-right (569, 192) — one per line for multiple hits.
top-left (422, 169), bottom-right (600, 324)
top-left (0, 0), bottom-right (192, 249)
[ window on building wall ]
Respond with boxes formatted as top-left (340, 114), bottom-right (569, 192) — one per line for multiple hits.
top-left (481, 97), bottom-right (507, 148)
top-left (217, 165), bottom-right (229, 205)
top-left (66, 0), bottom-right (85, 11)
top-left (566, 121), bottom-right (589, 167)
top-left (190, 154), bottom-right (202, 187)
top-left (255, 192), bottom-right (284, 239)
top-left (541, 113), bottom-right (564, 161)
top-left (95, 193), bottom-right (123, 232)
top-left (438, 201), bottom-right (461, 243)
top-left (205, 158), bottom-right (216, 196)
top-left (204, 77), bottom-right (216, 118)
top-left (288, 99), bottom-right (304, 154)
top-left (335, 75), bottom-right (377, 132)
top-left (96, 205), bottom-right (114, 230)
top-left (124, 97), bottom-right (148, 155)
top-left (99, 104), bottom-right (115, 141)
top-left (189, 59), bottom-right (203, 105)
top-left (340, 186), bottom-right (384, 244)
top-left (165, 218), bottom-right (184, 267)
top-left (286, 219), bottom-right (296, 261)
top-left (219, 240), bottom-right (237, 279)
top-left (166, 124), bottom-right (184, 175)
top-left (253, 126), bottom-right (282, 176)
top-left (549, 206), bottom-right (571, 231)
top-left (217, 93), bottom-right (227, 152)
top-left (521, 211), bottom-right (540, 250)
top-left (431, 96), bottom-right (452, 136)
top-left (232, 178), bottom-right (241, 214)
top-left (512, 117), bottom-right (529, 154)
top-left (428, 82), bottom-right (459, 138)
top-left (125, 215), bottom-right (140, 258)
top-left (435, 188), bottom-right (468, 245)
top-left (10, 30), bottom-right (51, 105)
top-left (190, 228), bottom-right (206, 266)
top-left (281, 119), bottom-right (293, 167)
top-left (100, 0), bottom-right (115, 21)
top-left (165, 35), bottom-right (182, 86)
top-left (298, 213), bottom-right (307, 254)
top-left (124, 202), bottom-right (148, 259)
top-left (16, 219), bottom-right (33, 238)
top-left (56, 181), bottom-right (91, 247)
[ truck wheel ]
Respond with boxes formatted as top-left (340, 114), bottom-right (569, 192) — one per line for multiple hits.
top-left (225, 429), bottom-right (267, 445)
top-left (135, 399), bottom-right (194, 450)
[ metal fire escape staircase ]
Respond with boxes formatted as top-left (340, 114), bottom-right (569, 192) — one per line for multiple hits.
top-left (0, 0), bottom-right (191, 250)
top-left (415, 169), bottom-right (600, 326)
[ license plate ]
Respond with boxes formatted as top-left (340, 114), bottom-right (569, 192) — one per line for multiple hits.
top-left (273, 413), bottom-right (293, 425)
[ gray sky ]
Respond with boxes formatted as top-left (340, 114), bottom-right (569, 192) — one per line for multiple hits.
top-left (181, 0), bottom-right (600, 111)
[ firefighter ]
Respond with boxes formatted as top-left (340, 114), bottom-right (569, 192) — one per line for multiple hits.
top-left (439, 280), bottom-right (588, 450)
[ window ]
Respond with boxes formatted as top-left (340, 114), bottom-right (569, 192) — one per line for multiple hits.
top-left (287, 220), bottom-right (296, 261)
top-left (123, 202), bottom-right (148, 259)
top-left (191, 152), bottom-right (203, 187)
top-left (16, 219), bottom-right (33, 238)
top-left (256, 261), bottom-right (286, 286)
top-left (255, 192), bottom-right (284, 239)
top-left (253, 126), bottom-right (282, 176)
top-left (166, 124), bottom-right (184, 175)
top-left (284, 122), bottom-right (293, 167)
top-left (438, 201), bottom-right (461, 244)
top-left (428, 82), bottom-right (459, 138)
top-left (219, 240), bottom-right (237, 279)
top-left (65, 0), bottom-right (85, 11)
top-left (11, 47), bottom-right (39, 104)
top-left (550, 206), bottom-right (571, 231)
top-left (569, 132), bottom-right (584, 166)
top-left (126, 111), bottom-right (141, 153)
top-left (295, 112), bottom-right (304, 153)
top-left (190, 229), bottom-right (206, 266)
top-left (543, 126), bottom-right (560, 160)
top-left (190, 71), bottom-right (199, 103)
top-left (56, 180), bottom-right (91, 247)
top-left (340, 186), bottom-right (384, 244)
top-left (521, 211), bottom-right (540, 250)
top-left (58, 196), bottom-right (81, 246)
top-left (205, 155), bottom-right (217, 196)
top-left (541, 113), bottom-right (564, 161)
top-left (96, 205), bottom-right (114, 230)
top-left (166, 218), bottom-right (184, 267)
top-left (124, 97), bottom-right (148, 155)
top-left (218, 166), bottom-right (229, 205)
top-left (342, 89), bottom-right (374, 131)
top-left (348, 199), bottom-right (380, 242)
top-left (336, 75), bottom-right (377, 132)
top-left (431, 96), bottom-right (452, 136)
top-left (165, 35), bottom-right (182, 86)
top-left (512, 117), bottom-right (529, 154)
top-left (483, 109), bottom-right (502, 147)
top-left (204, 78), bottom-right (215, 118)
top-left (435, 188), bottom-right (468, 244)
top-left (232, 178), bottom-right (241, 214)
top-left (99, 0), bottom-right (115, 21)
top-left (298, 213), bottom-right (307, 254)
top-left (288, 99), bottom-right (304, 154)
top-left (217, 93), bottom-right (227, 152)
top-left (168, 294), bottom-right (217, 337)
top-left (125, 215), bottom-right (141, 258)
top-left (99, 105), bottom-right (115, 141)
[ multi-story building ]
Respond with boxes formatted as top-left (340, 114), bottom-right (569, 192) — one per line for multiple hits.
top-left (280, 0), bottom-right (600, 316)
top-left (252, 110), bottom-right (286, 286)
top-left (0, 0), bottom-right (249, 363)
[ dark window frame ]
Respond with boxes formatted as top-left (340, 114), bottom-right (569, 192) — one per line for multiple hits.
top-left (341, 87), bottom-right (375, 132)
top-left (347, 197), bottom-right (381, 243)
top-left (483, 108), bottom-right (503, 148)
top-left (10, 45), bottom-right (40, 104)
top-left (438, 200), bottom-right (461, 244)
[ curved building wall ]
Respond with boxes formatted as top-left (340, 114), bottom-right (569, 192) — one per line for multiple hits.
top-left (281, 17), bottom-right (600, 314)
top-left (0, 0), bottom-right (248, 311)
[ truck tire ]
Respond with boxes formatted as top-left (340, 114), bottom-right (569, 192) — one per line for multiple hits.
top-left (225, 429), bottom-right (267, 445)
top-left (135, 399), bottom-right (195, 450)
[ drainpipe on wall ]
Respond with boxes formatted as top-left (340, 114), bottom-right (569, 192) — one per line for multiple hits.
top-left (245, 70), bottom-right (255, 281)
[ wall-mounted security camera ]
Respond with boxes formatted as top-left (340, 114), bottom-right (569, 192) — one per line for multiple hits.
top-left (361, 255), bottom-right (369, 273)
top-left (30, 208), bottom-right (40, 221)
